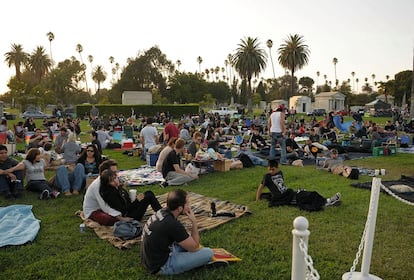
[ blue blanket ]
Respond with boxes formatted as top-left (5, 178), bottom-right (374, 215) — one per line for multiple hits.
top-left (0, 205), bottom-right (40, 247)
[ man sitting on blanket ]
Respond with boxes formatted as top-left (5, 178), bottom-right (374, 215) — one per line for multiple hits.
top-left (141, 189), bottom-right (217, 275)
top-left (160, 138), bottom-right (198, 188)
top-left (83, 159), bottom-right (160, 226)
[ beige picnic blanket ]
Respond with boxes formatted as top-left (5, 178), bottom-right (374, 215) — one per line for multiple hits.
top-left (76, 192), bottom-right (251, 249)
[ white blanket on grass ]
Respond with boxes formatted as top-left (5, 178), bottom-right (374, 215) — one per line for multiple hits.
top-left (0, 205), bottom-right (40, 247)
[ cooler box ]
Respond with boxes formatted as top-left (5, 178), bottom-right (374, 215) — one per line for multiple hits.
top-left (389, 146), bottom-right (397, 155)
top-left (213, 159), bottom-right (231, 172)
top-left (372, 147), bottom-right (384, 157)
top-left (146, 153), bottom-right (159, 166)
top-left (122, 141), bottom-right (134, 149)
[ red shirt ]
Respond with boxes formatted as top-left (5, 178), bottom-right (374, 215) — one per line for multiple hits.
top-left (164, 122), bottom-right (179, 140)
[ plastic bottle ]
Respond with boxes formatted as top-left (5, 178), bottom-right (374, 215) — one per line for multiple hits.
top-left (79, 223), bottom-right (86, 233)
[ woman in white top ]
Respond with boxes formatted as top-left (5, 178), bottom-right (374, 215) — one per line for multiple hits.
top-left (6, 148), bottom-right (60, 199)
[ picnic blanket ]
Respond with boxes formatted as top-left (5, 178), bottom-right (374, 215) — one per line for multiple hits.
top-left (0, 205), bottom-right (41, 247)
top-left (351, 175), bottom-right (414, 202)
top-left (76, 192), bottom-right (251, 249)
top-left (117, 166), bottom-right (164, 186)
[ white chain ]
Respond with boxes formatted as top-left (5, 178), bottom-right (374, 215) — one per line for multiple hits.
top-left (346, 182), bottom-right (414, 280)
top-left (380, 184), bottom-right (414, 206)
top-left (298, 237), bottom-right (320, 280)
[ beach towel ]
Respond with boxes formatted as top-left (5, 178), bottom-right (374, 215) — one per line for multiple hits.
top-left (76, 192), bottom-right (251, 249)
top-left (0, 205), bottom-right (41, 247)
top-left (117, 166), bottom-right (164, 186)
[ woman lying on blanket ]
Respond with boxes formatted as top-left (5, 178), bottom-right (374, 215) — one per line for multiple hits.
top-left (99, 169), bottom-right (162, 222)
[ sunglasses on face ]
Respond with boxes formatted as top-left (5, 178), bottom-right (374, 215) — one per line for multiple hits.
top-left (87, 150), bottom-right (94, 152)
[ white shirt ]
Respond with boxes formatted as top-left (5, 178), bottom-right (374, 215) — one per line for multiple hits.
top-left (82, 177), bottom-right (121, 219)
top-left (140, 125), bottom-right (158, 149)
top-left (270, 111), bottom-right (283, 133)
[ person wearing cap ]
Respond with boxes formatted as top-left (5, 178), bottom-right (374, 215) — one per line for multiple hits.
top-left (268, 105), bottom-right (287, 164)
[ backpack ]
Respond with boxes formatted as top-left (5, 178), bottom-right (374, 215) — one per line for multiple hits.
top-left (113, 220), bottom-right (142, 240)
top-left (238, 153), bottom-right (254, 168)
top-left (295, 191), bottom-right (326, 212)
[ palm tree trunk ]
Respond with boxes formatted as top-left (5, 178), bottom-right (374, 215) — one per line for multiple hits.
top-left (410, 50), bottom-right (414, 119)
top-left (247, 78), bottom-right (253, 113)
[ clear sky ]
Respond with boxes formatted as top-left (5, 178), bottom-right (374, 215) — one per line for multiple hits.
top-left (1, 0), bottom-right (413, 95)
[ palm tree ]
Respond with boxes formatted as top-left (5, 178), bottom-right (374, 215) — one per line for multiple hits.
top-left (278, 34), bottom-right (310, 102)
top-left (46, 31), bottom-right (55, 64)
top-left (371, 74), bottom-right (376, 88)
top-left (227, 53), bottom-right (233, 84)
top-left (231, 37), bottom-right (267, 113)
top-left (87, 55), bottom-right (95, 92)
top-left (92, 65), bottom-right (107, 94)
top-left (176, 60), bottom-right (181, 71)
top-left (316, 71), bottom-right (320, 92)
top-left (197, 56), bottom-right (202, 74)
top-left (28, 46), bottom-right (52, 83)
top-left (266, 39), bottom-right (275, 79)
top-left (355, 78), bottom-right (359, 94)
top-left (333, 57), bottom-right (338, 88)
top-left (4, 43), bottom-right (28, 81)
top-left (351, 71), bottom-right (355, 92)
top-left (76, 44), bottom-right (88, 92)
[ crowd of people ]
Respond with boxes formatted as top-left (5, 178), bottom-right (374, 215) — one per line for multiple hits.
top-left (1, 104), bottom-right (413, 276)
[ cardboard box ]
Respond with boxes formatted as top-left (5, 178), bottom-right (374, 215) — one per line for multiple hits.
top-left (4, 143), bottom-right (16, 156)
top-left (213, 159), bottom-right (232, 172)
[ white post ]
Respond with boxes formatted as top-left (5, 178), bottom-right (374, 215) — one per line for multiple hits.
top-left (342, 177), bottom-right (383, 280)
top-left (292, 216), bottom-right (310, 280)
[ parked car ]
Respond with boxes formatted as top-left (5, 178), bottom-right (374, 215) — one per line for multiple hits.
top-left (22, 110), bottom-right (52, 119)
top-left (63, 108), bottom-right (76, 119)
top-left (306, 109), bottom-right (326, 116)
top-left (3, 112), bottom-right (16, 120)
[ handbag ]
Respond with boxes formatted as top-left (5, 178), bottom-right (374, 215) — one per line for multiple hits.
top-left (113, 220), bottom-right (142, 240)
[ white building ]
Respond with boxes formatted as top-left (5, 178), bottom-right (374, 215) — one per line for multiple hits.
top-left (314, 92), bottom-right (345, 111)
top-left (122, 91), bottom-right (152, 105)
top-left (289, 95), bottom-right (312, 114)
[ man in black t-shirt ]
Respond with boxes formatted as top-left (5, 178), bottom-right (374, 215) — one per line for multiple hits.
top-left (256, 160), bottom-right (341, 209)
top-left (141, 189), bottom-right (214, 275)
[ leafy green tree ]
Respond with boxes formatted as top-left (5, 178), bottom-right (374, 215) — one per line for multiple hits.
top-left (393, 70), bottom-right (412, 106)
top-left (298, 76), bottom-right (314, 95)
top-left (92, 65), bottom-right (107, 94)
top-left (168, 72), bottom-right (208, 103)
top-left (28, 46), bottom-right (52, 83)
top-left (231, 37), bottom-right (267, 113)
top-left (277, 34), bottom-right (310, 101)
top-left (111, 46), bottom-right (173, 104)
top-left (4, 43), bottom-right (28, 81)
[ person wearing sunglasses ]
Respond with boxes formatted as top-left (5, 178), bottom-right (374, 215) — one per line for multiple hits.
top-left (54, 144), bottom-right (102, 196)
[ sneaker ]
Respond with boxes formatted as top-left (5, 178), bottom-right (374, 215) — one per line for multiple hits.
top-left (64, 191), bottom-right (72, 196)
top-left (204, 260), bottom-right (229, 269)
top-left (280, 161), bottom-right (288, 165)
top-left (160, 181), bottom-right (168, 188)
top-left (39, 189), bottom-right (50, 200)
top-left (50, 191), bottom-right (60, 199)
top-left (326, 192), bottom-right (341, 207)
top-left (72, 190), bottom-right (80, 195)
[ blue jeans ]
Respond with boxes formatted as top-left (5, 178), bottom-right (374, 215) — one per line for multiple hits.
top-left (0, 170), bottom-right (24, 193)
top-left (270, 132), bottom-right (287, 163)
top-left (160, 243), bottom-right (213, 275)
top-left (55, 163), bottom-right (85, 193)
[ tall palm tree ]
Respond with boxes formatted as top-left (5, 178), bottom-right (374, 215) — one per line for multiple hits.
top-left (351, 71), bottom-right (355, 92)
top-left (108, 56), bottom-right (115, 83)
top-left (231, 37), bottom-right (267, 112)
top-left (266, 39), bottom-right (275, 79)
top-left (28, 46), bottom-right (52, 83)
top-left (371, 74), bottom-right (376, 88)
top-left (76, 44), bottom-right (88, 92)
top-left (176, 60), bottom-right (181, 72)
top-left (92, 65), bottom-right (107, 94)
top-left (87, 55), bottom-right (95, 92)
top-left (227, 53), bottom-right (233, 84)
top-left (46, 32), bottom-right (55, 64)
top-left (278, 34), bottom-right (310, 101)
top-left (316, 71), bottom-right (320, 93)
top-left (355, 78), bottom-right (359, 94)
top-left (333, 57), bottom-right (338, 88)
top-left (197, 56), bottom-right (202, 74)
top-left (4, 43), bottom-right (28, 81)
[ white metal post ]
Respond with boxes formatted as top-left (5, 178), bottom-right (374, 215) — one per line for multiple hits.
top-left (292, 216), bottom-right (310, 280)
top-left (342, 177), bottom-right (383, 280)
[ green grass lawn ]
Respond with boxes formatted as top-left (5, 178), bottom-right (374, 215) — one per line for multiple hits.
top-left (1, 118), bottom-right (413, 279)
